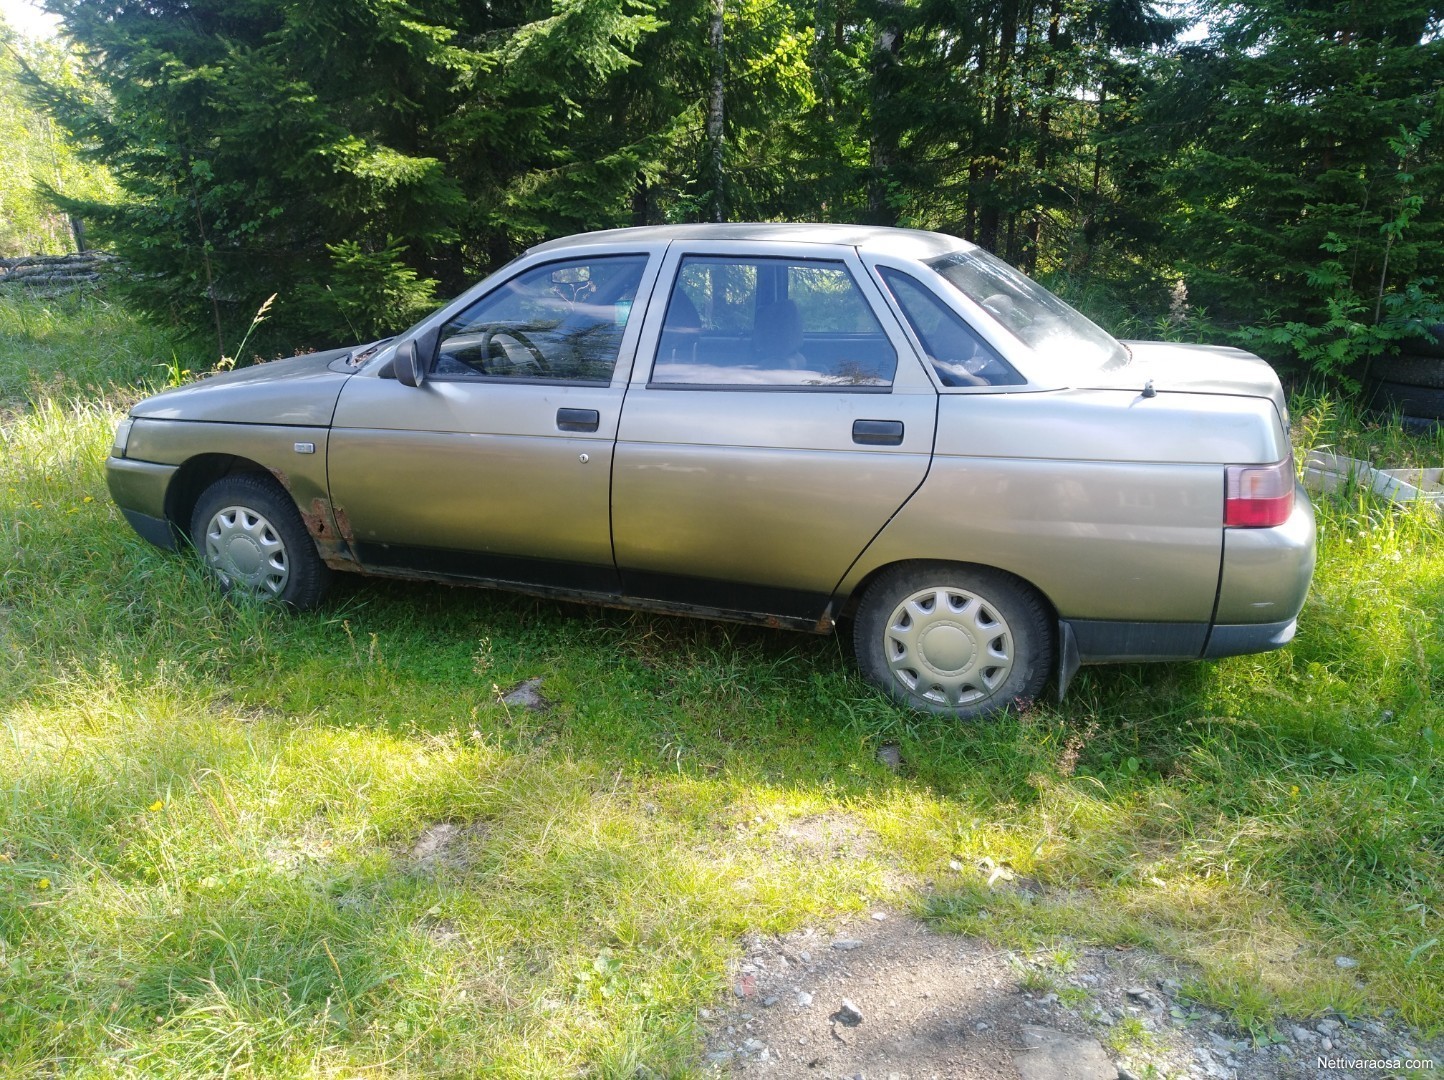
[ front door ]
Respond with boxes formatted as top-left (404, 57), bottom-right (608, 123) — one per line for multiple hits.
top-left (327, 252), bottom-right (652, 592)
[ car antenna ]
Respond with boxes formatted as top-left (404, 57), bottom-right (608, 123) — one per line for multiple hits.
top-left (1141, 379), bottom-right (1156, 398)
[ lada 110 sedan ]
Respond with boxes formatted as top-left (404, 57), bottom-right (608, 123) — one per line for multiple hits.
top-left (107, 224), bottom-right (1315, 719)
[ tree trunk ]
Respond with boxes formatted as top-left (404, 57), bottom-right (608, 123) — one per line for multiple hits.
top-left (868, 4), bottom-right (904, 225)
top-left (978, 0), bottom-right (1020, 253)
top-left (706, 0), bottom-right (726, 223)
top-left (632, 172), bottom-right (657, 226)
top-left (812, 0), bottom-right (833, 119)
top-left (1023, 0), bottom-right (1062, 273)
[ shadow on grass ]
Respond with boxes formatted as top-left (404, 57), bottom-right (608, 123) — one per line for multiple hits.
top-left (2, 506), bottom-right (1442, 1072)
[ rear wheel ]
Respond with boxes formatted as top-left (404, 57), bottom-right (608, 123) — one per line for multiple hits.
top-left (190, 474), bottom-right (330, 609)
top-left (853, 563), bottom-right (1052, 719)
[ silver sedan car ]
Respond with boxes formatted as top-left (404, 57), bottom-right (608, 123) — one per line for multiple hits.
top-left (107, 224), bottom-right (1315, 719)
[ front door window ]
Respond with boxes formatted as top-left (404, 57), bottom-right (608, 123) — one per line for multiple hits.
top-left (436, 255), bottom-right (647, 383)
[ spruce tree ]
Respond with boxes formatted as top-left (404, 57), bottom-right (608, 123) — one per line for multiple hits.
top-left (37, 0), bottom-right (673, 351)
top-left (1150, 0), bottom-right (1444, 333)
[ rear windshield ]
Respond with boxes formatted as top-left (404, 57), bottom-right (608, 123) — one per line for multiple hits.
top-left (928, 249), bottom-right (1129, 371)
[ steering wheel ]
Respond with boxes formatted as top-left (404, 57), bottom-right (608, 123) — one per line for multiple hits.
top-left (478, 327), bottom-right (550, 375)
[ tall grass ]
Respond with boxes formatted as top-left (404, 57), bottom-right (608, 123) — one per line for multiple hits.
top-left (0, 294), bottom-right (1440, 1076)
top-left (0, 291), bottom-right (207, 404)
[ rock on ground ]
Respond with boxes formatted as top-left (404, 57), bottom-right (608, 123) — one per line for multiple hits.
top-left (1015, 1025), bottom-right (1119, 1079)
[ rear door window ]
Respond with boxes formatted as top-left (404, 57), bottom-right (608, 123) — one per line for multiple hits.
top-left (651, 256), bottom-right (897, 388)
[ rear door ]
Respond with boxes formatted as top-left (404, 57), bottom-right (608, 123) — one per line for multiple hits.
top-left (611, 241), bottom-right (938, 623)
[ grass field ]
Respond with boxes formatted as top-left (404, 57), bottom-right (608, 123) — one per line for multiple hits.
top-left (1, 291), bottom-right (1441, 1076)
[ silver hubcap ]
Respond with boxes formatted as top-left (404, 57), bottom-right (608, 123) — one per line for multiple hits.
top-left (202, 504), bottom-right (289, 598)
top-left (883, 586), bottom-right (1014, 707)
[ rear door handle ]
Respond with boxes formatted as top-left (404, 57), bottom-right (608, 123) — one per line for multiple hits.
top-left (557, 408), bottom-right (600, 432)
top-left (853, 419), bottom-right (904, 446)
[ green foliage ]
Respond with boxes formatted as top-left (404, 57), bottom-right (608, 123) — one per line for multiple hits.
top-left (1240, 251), bottom-right (1442, 389)
top-left (31, 0), bottom-right (481, 353)
top-left (31, 0), bottom-right (680, 351)
top-left (293, 238), bottom-right (438, 345)
top-left (1148, 0), bottom-right (1444, 345)
top-left (0, 16), bottom-right (118, 256)
top-left (1235, 123), bottom-right (1444, 383)
top-left (25, 0), bottom-right (1195, 351)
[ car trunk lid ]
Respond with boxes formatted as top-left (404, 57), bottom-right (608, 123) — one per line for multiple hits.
top-left (1108, 342), bottom-right (1290, 427)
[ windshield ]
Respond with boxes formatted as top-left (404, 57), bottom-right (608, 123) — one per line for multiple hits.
top-left (927, 249), bottom-right (1129, 371)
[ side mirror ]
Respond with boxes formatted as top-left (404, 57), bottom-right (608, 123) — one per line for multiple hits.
top-left (394, 339), bottom-right (426, 387)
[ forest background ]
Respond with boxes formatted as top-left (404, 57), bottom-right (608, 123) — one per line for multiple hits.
top-left (2, 0), bottom-right (1442, 386)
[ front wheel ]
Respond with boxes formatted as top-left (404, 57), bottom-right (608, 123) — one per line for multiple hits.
top-left (190, 474), bottom-right (330, 609)
top-left (853, 563), bottom-right (1052, 719)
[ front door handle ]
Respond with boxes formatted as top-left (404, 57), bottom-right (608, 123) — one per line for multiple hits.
top-left (557, 408), bottom-right (600, 432)
top-left (853, 419), bottom-right (904, 446)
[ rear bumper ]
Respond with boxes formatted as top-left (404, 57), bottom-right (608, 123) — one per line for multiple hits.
top-left (1203, 617), bottom-right (1298, 658)
top-left (107, 456), bottom-right (178, 550)
top-left (1058, 483), bottom-right (1316, 684)
top-left (1212, 482), bottom-right (1316, 629)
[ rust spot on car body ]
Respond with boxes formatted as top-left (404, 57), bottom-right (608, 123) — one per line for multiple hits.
top-left (268, 467), bottom-right (292, 492)
top-left (332, 506), bottom-right (355, 543)
top-left (812, 604), bottom-right (836, 634)
top-left (302, 497), bottom-right (358, 567)
top-left (302, 497), bottom-right (329, 538)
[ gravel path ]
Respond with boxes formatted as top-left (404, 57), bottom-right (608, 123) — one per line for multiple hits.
top-left (700, 913), bottom-right (1441, 1079)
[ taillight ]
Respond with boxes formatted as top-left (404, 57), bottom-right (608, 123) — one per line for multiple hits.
top-left (1224, 459), bottom-right (1294, 527)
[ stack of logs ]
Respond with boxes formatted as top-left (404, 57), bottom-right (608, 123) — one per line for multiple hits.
top-left (0, 251), bottom-right (118, 297)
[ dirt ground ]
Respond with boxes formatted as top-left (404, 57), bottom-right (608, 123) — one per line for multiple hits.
top-left (699, 912), bottom-right (1442, 1080)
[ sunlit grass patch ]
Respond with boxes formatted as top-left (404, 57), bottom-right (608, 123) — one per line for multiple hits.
top-left (1292, 387), bottom-right (1444, 470)
top-left (2, 308), bottom-right (1443, 1073)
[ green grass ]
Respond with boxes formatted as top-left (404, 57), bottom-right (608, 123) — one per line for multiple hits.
top-left (1291, 386), bottom-right (1444, 470)
top-left (0, 291), bottom-right (207, 405)
top-left (1, 292), bottom-right (1441, 1075)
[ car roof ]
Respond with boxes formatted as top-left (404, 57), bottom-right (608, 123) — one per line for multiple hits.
top-left (527, 222), bottom-right (972, 261)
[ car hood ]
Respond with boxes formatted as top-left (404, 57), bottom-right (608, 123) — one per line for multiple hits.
top-left (129, 347), bottom-right (356, 425)
top-left (1108, 341), bottom-right (1289, 421)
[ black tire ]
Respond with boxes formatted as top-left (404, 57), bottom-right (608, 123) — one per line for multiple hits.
top-left (1400, 322), bottom-right (1444, 360)
top-left (1371, 353), bottom-right (1444, 390)
top-left (853, 563), bottom-right (1052, 720)
top-left (189, 474), bottom-right (331, 609)
top-left (1370, 379), bottom-right (1444, 422)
